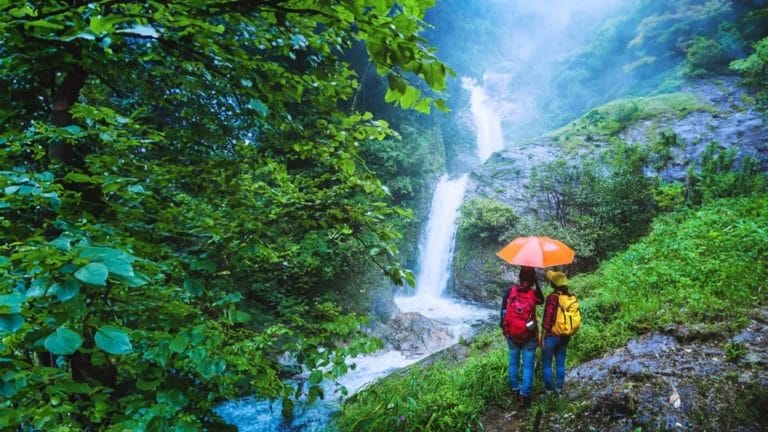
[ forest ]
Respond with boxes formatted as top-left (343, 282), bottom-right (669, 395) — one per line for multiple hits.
top-left (1, 0), bottom-right (767, 431)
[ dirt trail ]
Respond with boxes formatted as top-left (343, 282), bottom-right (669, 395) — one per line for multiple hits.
top-left (480, 308), bottom-right (768, 431)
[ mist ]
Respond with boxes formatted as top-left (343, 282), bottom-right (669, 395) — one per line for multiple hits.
top-left (424, 0), bottom-right (767, 147)
top-left (426, 0), bottom-right (630, 144)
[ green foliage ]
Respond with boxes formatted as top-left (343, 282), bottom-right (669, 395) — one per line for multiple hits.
top-left (335, 349), bottom-right (509, 432)
top-left (547, 1), bottom-right (768, 128)
top-left (730, 36), bottom-right (768, 103)
top-left (647, 129), bottom-right (681, 171)
top-left (528, 144), bottom-right (657, 267)
top-left (457, 198), bottom-right (519, 243)
top-left (550, 93), bottom-right (712, 152)
top-left (652, 182), bottom-right (686, 211)
top-left (0, 0), bottom-right (449, 429)
top-left (683, 36), bottom-right (728, 77)
top-left (568, 193), bottom-right (768, 364)
top-left (361, 122), bottom-right (444, 205)
top-left (723, 341), bottom-right (748, 362)
top-left (683, 142), bottom-right (767, 206)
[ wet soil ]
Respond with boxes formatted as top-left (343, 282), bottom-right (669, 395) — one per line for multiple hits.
top-left (480, 308), bottom-right (768, 431)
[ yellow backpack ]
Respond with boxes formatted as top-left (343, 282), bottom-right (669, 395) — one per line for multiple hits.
top-left (552, 293), bottom-right (581, 336)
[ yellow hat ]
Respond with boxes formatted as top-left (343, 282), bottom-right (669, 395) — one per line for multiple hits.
top-left (546, 270), bottom-right (569, 288)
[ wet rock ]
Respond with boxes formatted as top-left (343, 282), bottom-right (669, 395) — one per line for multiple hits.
top-left (378, 312), bottom-right (452, 356)
top-left (622, 77), bottom-right (768, 182)
top-left (733, 330), bottom-right (764, 346)
top-left (591, 389), bottom-right (638, 418)
top-left (450, 241), bottom-right (513, 305)
top-left (666, 323), bottom-right (731, 342)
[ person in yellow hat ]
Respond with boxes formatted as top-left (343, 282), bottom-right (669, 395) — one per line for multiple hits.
top-left (541, 270), bottom-right (578, 395)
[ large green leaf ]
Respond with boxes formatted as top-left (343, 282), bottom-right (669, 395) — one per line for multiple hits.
top-left (0, 294), bottom-right (24, 314)
top-left (0, 314), bottom-right (24, 334)
top-left (95, 326), bottom-right (132, 355)
top-left (24, 278), bottom-right (47, 298)
top-left (74, 262), bottom-right (109, 286)
top-left (44, 327), bottom-right (83, 355)
top-left (51, 278), bottom-right (82, 301)
top-left (157, 390), bottom-right (189, 410)
top-left (78, 247), bottom-right (135, 277)
top-left (111, 272), bottom-right (150, 287)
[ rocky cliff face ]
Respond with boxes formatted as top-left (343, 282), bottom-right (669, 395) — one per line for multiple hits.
top-left (621, 77), bottom-right (768, 182)
top-left (452, 77), bottom-right (768, 306)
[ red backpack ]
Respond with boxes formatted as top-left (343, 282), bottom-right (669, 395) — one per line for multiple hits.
top-left (503, 285), bottom-right (537, 343)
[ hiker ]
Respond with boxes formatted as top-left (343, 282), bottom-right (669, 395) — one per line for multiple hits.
top-left (500, 265), bottom-right (544, 407)
top-left (541, 270), bottom-right (581, 395)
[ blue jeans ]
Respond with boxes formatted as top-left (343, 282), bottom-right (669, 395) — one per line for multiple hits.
top-left (542, 335), bottom-right (570, 392)
top-left (507, 337), bottom-right (537, 397)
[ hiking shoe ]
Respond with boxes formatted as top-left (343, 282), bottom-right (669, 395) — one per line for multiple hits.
top-left (518, 395), bottom-right (532, 408)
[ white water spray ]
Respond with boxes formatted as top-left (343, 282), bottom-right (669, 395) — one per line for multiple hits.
top-left (463, 77), bottom-right (505, 163)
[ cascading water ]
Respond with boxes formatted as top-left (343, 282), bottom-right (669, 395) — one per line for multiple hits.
top-left (393, 77), bottom-right (502, 331)
top-left (393, 175), bottom-right (490, 326)
top-left (463, 77), bottom-right (505, 163)
top-left (404, 174), bottom-right (468, 300)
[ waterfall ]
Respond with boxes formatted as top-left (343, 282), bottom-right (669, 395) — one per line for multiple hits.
top-left (393, 176), bottom-right (489, 322)
top-left (463, 78), bottom-right (504, 163)
top-left (413, 174), bottom-right (468, 298)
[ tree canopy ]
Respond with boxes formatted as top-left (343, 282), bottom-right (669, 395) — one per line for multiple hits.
top-left (0, 0), bottom-right (450, 429)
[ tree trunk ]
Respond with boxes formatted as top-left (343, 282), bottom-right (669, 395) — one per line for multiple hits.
top-left (48, 67), bottom-right (87, 166)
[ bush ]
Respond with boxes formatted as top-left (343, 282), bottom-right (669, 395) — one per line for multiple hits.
top-left (683, 142), bottom-right (767, 206)
top-left (730, 36), bottom-right (768, 103)
top-left (528, 148), bottom-right (657, 266)
top-left (683, 37), bottom-right (728, 77)
top-left (457, 197), bottom-right (519, 243)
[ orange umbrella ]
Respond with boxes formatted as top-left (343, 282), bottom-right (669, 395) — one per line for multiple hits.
top-left (496, 236), bottom-right (574, 268)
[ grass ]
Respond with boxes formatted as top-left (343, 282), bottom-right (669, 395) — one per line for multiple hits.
top-left (333, 193), bottom-right (768, 431)
top-left (548, 92), bottom-right (714, 154)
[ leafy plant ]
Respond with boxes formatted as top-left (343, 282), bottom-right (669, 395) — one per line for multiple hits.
top-left (724, 342), bottom-right (748, 362)
top-left (683, 36), bottom-right (728, 77)
top-left (730, 36), bottom-right (768, 103)
top-left (458, 197), bottom-right (520, 243)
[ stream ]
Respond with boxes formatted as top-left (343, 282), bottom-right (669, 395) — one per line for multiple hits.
top-left (216, 79), bottom-right (503, 431)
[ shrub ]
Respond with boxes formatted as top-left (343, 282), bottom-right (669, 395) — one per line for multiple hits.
top-left (457, 197), bottom-right (519, 243)
top-left (730, 36), bottom-right (768, 92)
top-left (684, 142), bottom-right (767, 206)
top-left (683, 37), bottom-right (728, 77)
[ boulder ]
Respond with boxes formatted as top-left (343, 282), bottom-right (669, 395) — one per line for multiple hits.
top-left (377, 312), bottom-right (452, 357)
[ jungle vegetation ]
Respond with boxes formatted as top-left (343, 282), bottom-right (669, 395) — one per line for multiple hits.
top-left (0, 1), bottom-right (451, 429)
top-left (1, 0), bottom-right (768, 431)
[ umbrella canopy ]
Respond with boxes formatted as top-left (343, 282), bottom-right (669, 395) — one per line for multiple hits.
top-left (496, 236), bottom-right (575, 268)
